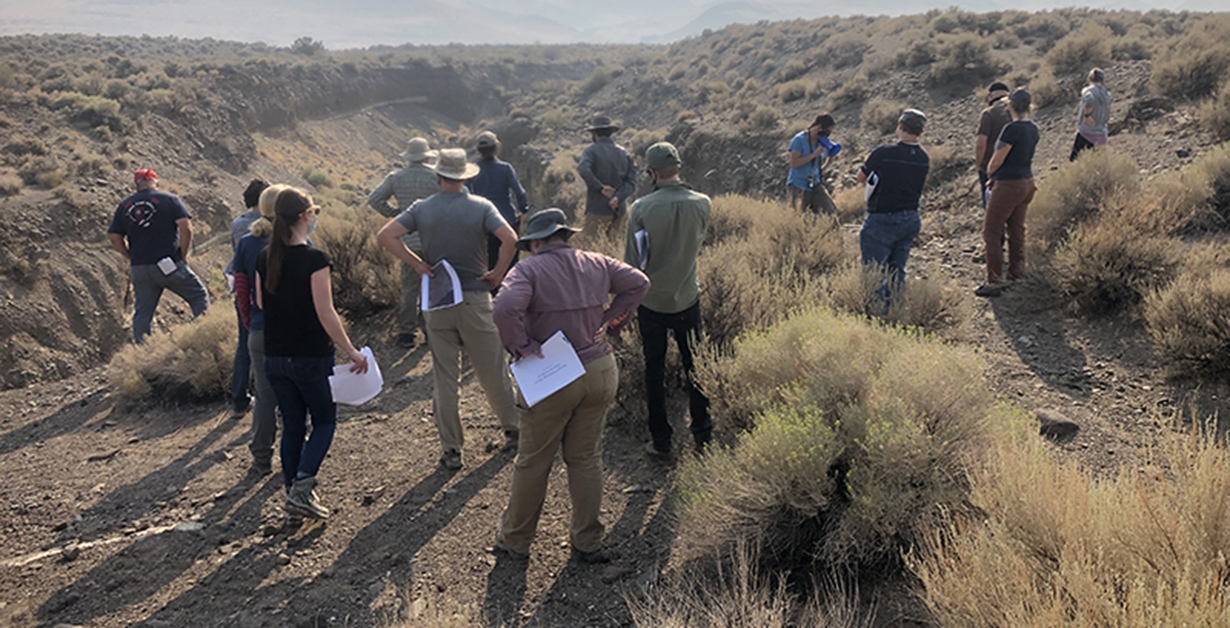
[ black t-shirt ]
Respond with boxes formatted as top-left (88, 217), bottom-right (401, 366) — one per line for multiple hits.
top-left (861, 142), bottom-right (930, 213)
top-left (107, 189), bottom-right (191, 265)
top-left (993, 121), bottom-right (1039, 181)
top-left (257, 245), bottom-right (334, 358)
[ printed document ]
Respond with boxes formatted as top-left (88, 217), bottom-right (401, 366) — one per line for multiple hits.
top-left (328, 346), bottom-right (383, 405)
top-left (509, 331), bottom-right (586, 408)
top-left (634, 230), bottom-right (650, 269)
top-left (422, 260), bottom-right (463, 311)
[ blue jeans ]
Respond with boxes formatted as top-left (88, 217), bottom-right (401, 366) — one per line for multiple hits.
top-left (265, 355), bottom-right (337, 490)
top-left (859, 211), bottom-right (921, 303)
top-left (129, 261), bottom-right (209, 343)
top-left (231, 303), bottom-right (251, 410)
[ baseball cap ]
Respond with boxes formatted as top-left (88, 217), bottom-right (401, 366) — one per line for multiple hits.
top-left (645, 142), bottom-right (681, 170)
top-left (1008, 88), bottom-right (1032, 110)
top-left (134, 168), bottom-right (158, 182)
top-left (476, 131), bottom-right (499, 149)
top-left (899, 109), bottom-right (927, 132)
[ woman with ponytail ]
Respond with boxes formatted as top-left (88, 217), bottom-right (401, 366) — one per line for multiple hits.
top-left (232, 183), bottom-right (287, 477)
top-left (256, 187), bottom-right (368, 519)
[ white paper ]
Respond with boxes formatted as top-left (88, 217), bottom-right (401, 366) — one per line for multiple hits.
top-left (634, 230), bottom-right (650, 269)
top-left (156, 257), bottom-right (177, 275)
top-left (328, 346), bottom-right (383, 405)
top-left (864, 172), bottom-right (879, 204)
top-left (421, 260), bottom-right (463, 312)
top-left (509, 331), bottom-right (586, 408)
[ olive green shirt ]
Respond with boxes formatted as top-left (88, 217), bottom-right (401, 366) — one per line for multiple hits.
top-left (624, 180), bottom-right (710, 314)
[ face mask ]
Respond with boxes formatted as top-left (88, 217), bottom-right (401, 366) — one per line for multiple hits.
top-left (308, 221), bottom-right (317, 235)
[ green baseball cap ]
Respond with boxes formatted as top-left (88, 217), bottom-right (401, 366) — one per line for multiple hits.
top-left (645, 142), bottom-right (681, 170)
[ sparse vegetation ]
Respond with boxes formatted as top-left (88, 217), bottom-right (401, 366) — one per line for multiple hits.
top-left (861, 98), bottom-right (903, 135)
top-left (108, 301), bottom-right (236, 403)
top-left (1145, 246), bottom-right (1230, 375)
top-left (1053, 214), bottom-right (1177, 316)
top-left (931, 34), bottom-right (1008, 86)
top-left (1046, 22), bottom-right (1113, 73)
top-left (1029, 148), bottom-right (1140, 248)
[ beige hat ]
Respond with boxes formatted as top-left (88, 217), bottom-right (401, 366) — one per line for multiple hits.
top-left (431, 148), bottom-right (480, 180)
top-left (476, 131), bottom-right (499, 148)
top-left (399, 137), bottom-right (438, 163)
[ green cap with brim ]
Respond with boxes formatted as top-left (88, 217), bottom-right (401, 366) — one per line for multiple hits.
top-left (645, 142), bottom-right (681, 170)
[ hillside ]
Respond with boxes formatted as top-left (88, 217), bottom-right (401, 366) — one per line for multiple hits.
top-left (3, 8), bottom-right (1230, 627)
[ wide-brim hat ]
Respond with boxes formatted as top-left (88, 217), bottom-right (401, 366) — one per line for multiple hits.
top-left (431, 148), bottom-right (480, 180)
top-left (585, 115), bottom-right (620, 133)
top-left (517, 208), bottom-right (580, 250)
top-left (399, 137), bottom-right (438, 163)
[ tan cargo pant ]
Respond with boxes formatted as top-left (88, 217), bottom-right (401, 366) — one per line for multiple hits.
top-left (499, 353), bottom-right (618, 554)
top-left (423, 291), bottom-right (520, 454)
top-left (397, 233), bottom-right (424, 337)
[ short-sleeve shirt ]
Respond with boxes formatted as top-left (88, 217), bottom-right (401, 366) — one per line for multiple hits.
top-left (107, 189), bottom-right (191, 265)
top-left (394, 191), bottom-right (508, 292)
top-left (257, 245), bottom-right (333, 358)
top-left (861, 143), bottom-right (930, 213)
top-left (787, 130), bottom-right (829, 191)
top-left (976, 99), bottom-right (1012, 172)
top-left (993, 121), bottom-right (1040, 181)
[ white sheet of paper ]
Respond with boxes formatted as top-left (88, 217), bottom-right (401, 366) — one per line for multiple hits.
top-left (634, 230), bottom-right (650, 269)
top-left (328, 346), bottom-right (383, 405)
top-left (421, 260), bottom-right (463, 312)
top-left (864, 172), bottom-right (879, 204)
top-left (508, 331), bottom-right (586, 408)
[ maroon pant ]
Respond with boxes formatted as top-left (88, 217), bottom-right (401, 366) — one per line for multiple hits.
top-left (983, 177), bottom-right (1035, 284)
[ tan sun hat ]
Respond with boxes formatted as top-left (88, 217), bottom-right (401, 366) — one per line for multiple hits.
top-left (431, 148), bottom-right (480, 180)
top-left (399, 137), bottom-right (438, 163)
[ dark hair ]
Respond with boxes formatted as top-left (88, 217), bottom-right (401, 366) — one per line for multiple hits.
top-left (478, 145), bottom-right (498, 160)
top-left (243, 179), bottom-right (269, 209)
top-left (593, 128), bottom-right (614, 138)
top-left (1008, 88), bottom-right (1032, 115)
top-left (264, 187), bottom-right (314, 294)
top-left (650, 163), bottom-right (681, 179)
top-left (989, 82), bottom-right (1010, 93)
top-left (810, 113), bottom-right (836, 132)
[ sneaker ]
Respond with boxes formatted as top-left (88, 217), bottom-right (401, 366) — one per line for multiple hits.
top-left (396, 333), bottom-right (417, 349)
top-left (493, 538), bottom-right (529, 560)
top-left (502, 430), bottom-right (519, 451)
top-left (572, 547), bottom-right (612, 564)
top-left (248, 459), bottom-right (273, 477)
top-left (974, 284), bottom-right (1004, 298)
top-left (643, 441), bottom-right (672, 462)
top-left (284, 476), bottom-right (330, 519)
top-left (231, 396), bottom-right (253, 417)
top-left (440, 450), bottom-right (463, 470)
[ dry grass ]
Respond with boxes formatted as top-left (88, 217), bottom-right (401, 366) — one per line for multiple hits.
top-left (313, 204), bottom-right (399, 315)
top-left (0, 173), bottom-right (20, 196)
top-left (823, 261), bottom-right (972, 337)
top-left (1045, 22), bottom-right (1113, 74)
top-left (1052, 210), bottom-right (1178, 317)
top-left (1145, 245), bottom-right (1230, 376)
top-left (911, 416), bottom-right (1230, 626)
top-left (861, 98), bottom-right (904, 136)
top-left (1199, 83), bottom-right (1230, 142)
top-left (109, 301), bottom-right (235, 403)
top-left (1152, 143), bottom-right (1230, 233)
top-left (1151, 15), bottom-right (1230, 100)
top-left (685, 309), bottom-right (993, 570)
top-left (1029, 147), bottom-right (1139, 249)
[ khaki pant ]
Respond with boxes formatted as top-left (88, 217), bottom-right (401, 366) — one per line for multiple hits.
top-left (397, 234), bottom-right (424, 337)
top-left (499, 353), bottom-right (618, 554)
top-left (983, 178), bottom-right (1035, 284)
top-left (788, 184), bottom-right (837, 215)
top-left (582, 212), bottom-right (628, 249)
top-left (423, 291), bottom-right (520, 454)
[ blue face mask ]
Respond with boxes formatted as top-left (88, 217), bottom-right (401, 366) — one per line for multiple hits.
top-left (308, 221), bottom-right (317, 235)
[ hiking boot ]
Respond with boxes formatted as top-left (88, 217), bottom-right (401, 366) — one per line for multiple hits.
top-left (396, 333), bottom-right (417, 349)
top-left (232, 396), bottom-right (252, 417)
top-left (503, 430), bottom-right (519, 451)
top-left (284, 476), bottom-right (330, 519)
top-left (572, 547), bottom-right (612, 564)
top-left (493, 538), bottom-right (529, 560)
top-left (248, 458), bottom-right (273, 477)
top-left (974, 284), bottom-right (1004, 298)
top-left (643, 441), bottom-right (672, 462)
top-left (440, 449), bottom-right (463, 471)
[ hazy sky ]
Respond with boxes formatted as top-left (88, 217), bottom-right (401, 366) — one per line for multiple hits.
top-left (0, 0), bottom-right (1224, 48)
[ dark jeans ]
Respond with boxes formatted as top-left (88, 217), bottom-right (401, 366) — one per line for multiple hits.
top-left (231, 303), bottom-right (251, 410)
top-left (1070, 132), bottom-right (1096, 162)
top-left (860, 211), bottom-right (922, 303)
top-left (978, 170), bottom-right (989, 208)
top-left (265, 355), bottom-right (337, 490)
top-left (638, 302), bottom-right (712, 451)
top-left (487, 228), bottom-right (520, 296)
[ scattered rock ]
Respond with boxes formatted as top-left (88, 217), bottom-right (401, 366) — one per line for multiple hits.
top-left (600, 565), bottom-right (632, 584)
top-left (275, 553), bottom-right (291, 566)
top-left (61, 545), bottom-right (80, 562)
top-left (621, 485), bottom-right (655, 494)
top-left (52, 521), bottom-right (69, 532)
top-left (1036, 409), bottom-right (1080, 443)
top-left (262, 524), bottom-right (279, 537)
top-left (86, 448), bottom-right (121, 462)
top-left (172, 521), bottom-right (206, 533)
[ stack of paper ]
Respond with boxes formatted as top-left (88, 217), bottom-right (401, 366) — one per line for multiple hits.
top-left (328, 346), bottom-right (383, 405)
top-left (509, 331), bottom-right (587, 407)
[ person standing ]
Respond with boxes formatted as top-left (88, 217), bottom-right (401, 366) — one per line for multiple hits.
top-left (1070, 68), bottom-right (1111, 162)
top-left (577, 115), bottom-right (637, 243)
top-left (107, 168), bottom-right (210, 344)
top-left (975, 83), bottom-right (1012, 208)
top-left (376, 148), bottom-right (521, 470)
top-left (856, 110), bottom-right (930, 304)
top-left (227, 179), bottom-right (270, 415)
top-left (786, 113), bottom-right (839, 215)
top-left (233, 183), bottom-right (288, 476)
top-left (978, 89), bottom-right (1039, 298)
top-left (256, 187), bottom-right (368, 519)
top-left (368, 137), bottom-right (439, 349)
top-left (469, 130), bottom-right (529, 290)
top-left (493, 209), bottom-right (649, 563)
top-left (624, 142), bottom-right (712, 460)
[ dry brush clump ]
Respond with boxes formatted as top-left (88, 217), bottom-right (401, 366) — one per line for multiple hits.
top-left (1145, 246), bottom-right (1230, 376)
top-left (1151, 143), bottom-right (1230, 233)
top-left (108, 301), bottom-right (236, 404)
top-left (684, 309), bottom-right (995, 572)
top-left (1151, 15), bottom-right (1230, 101)
top-left (912, 418), bottom-right (1230, 626)
top-left (313, 204), bottom-right (399, 315)
top-left (1052, 211), bottom-right (1178, 317)
top-left (823, 261), bottom-right (973, 337)
top-left (1028, 147), bottom-right (1140, 249)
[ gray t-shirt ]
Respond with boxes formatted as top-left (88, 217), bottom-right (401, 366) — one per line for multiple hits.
top-left (1078, 84), bottom-right (1111, 138)
top-left (395, 191), bottom-right (508, 292)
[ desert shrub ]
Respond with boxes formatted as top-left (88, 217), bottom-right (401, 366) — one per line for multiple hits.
top-left (1014, 12), bottom-right (1071, 51)
top-left (1143, 145), bottom-right (1230, 234)
top-left (931, 34), bottom-right (1008, 86)
top-left (313, 206), bottom-right (397, 314)
top-left (1145, 247), bottom-right (1230, 375)
top-left (1112, 36), bottom-right (1151, 61)
top-left (1029, 148), bottom-right (1139, 247)
top-left (1199, 83), bottom-right (1230, 142)
top-left (913, 418), bottom-right (1230, 626)
top-left (1152, 16), bottom-right (1230, 100)
top-left (3, 136), bottom-right (48, 156)
top-left (303, 167), bottom-right (334, 189)
top-left (685, 309), bottom-right (994, 570)
top-left (1053, 214), bottom-right (1177, 317)
top-left (1045, 23), bottom-right (1113, 74)
top-left (76, 152), bottom-right (110, 178)
top-left (832, 186), bottom-right (866, 223)
top-left (823, 261), bottom-right (972, 336)
top-left (828, 74), bottom-right (868, 110)
top-left (109, 301), bottom-right (237, 403)
top-left (0, 174), bottom-right (21, 196)
top-left (577, 66), bottom-right (615, 95)
top-left (823, 34), bottom-right (870, 70)
top-left (777, 80), bottom-right (808, 102)
top-left (17, 157), bottom-right (65, 189)
top-left (740, 105), bottom-right (779, 132)
top-left (537, 108), bottom-right (569, 130)
top-left (923, 144), bottom-right (971, 192)
top-left (860, 98), bottom-right (903, 135)
top-left (776, 59), bottom-right (808, 82)
top-left (896, 39), bottom-right (938, 68)
top-left (1028, 68), bottom-right (1066, 108)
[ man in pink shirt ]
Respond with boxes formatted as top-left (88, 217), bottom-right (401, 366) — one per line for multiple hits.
top-left (492, 209), bottom-right (649, 564)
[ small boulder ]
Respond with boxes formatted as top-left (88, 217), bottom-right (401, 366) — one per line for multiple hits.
top-left (1036, 409), bottom-right (1080, 443)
